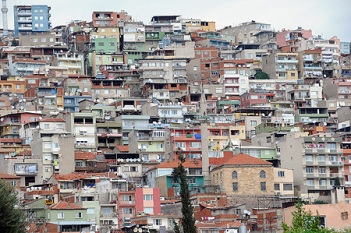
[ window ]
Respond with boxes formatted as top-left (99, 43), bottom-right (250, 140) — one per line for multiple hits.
top-left (318, 167), bottom-right (326, 174)
top-left (319, 179), bottom-right (327, 187)
top-left (274, 183), bottom-right (280, 190)
top-left (190, 142), bottom-right (201, 148)
top-left (57, 212), bottom-right (64, 219)
top-left (44, 124), bottom-right (49, 129)
top-left (153, 219), bottom-right (162, 225)
top-left (278, 171), bottom-right (285, 177)
top-left (41, 38), bottom-right (46, 42)
top-left (283, 184), bottom-right (293, 190)
top-left (193, 66), bottom-right (198, 71)
top-left (318, 155), bottom-right (325, 162)
top-left (11, 181), bottom-right (17, 187)
top-left (205, 63), bottom-right (210, 68)
top-left (305, 155), bottom-right (313, 162)
top-left (144, 207), bottom-right (153, 214)
top-left (87, 208), bottom-right (95, 214)
top-left (306, 179), bottom-right (314, 186)
top-left (260, 182), bottom-right (266, 191)
top-left (123, 195), bottom-right (132, 201)
top-left (250, 120), bottom-right (257, 126)
top-left (306, 167), bottom-right (313, 174)
top-left (122, 208), bottom-right (133, 214)
top-left (232, 171), bottom-right (237, 179)
top-left (260, 170), bottom-right (266, 178)
top-left (75, 161), bottom-right (83, 167)
top-left (232, 182), bottom-right (238, 191)
top-left (143, 194), bottom-right (153, 201)
top-left (76, 212), bottom-right (83, 218)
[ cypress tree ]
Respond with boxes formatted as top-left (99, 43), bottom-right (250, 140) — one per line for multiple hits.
top-left (173, 153), bottom-right (197, 233)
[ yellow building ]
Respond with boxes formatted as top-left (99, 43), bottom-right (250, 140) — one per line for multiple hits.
top-left (92, 27), bottom-right (120, 39)
top-left (201, 21), bottom-right (216, 32)
top-left (210, 153), bottom-right (274, 196)
top-left (273, 167), bottom-right (294, 196)
top-left (0, 80), bottom-right (26, 94)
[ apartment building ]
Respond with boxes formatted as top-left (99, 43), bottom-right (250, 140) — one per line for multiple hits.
top-left (262, 53), bottom-right (298, 79)
top-left (280, 133), bottom-right (343, 203)
top-left (14, 5), bottom-right (51, 37)
top-left (117, 187), bottom-right (161, 229)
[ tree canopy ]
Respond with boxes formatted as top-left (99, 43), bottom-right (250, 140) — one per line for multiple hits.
top-left (0, 180), bottom-right (26, 233)
top-left (254, 71), bottom-right (270, 79)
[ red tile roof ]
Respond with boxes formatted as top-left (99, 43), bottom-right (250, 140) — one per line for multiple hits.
top-left (50, 201), bottom-right (85, 210)
top-left (41, 118), bottom-right (65, 122)
top-left (196, 221), bottom-right (241, 229)
top-left (222, 153), bottom-right (272, 166)
top-left (75, 151), bottom-right (96, 160)
top-left (0, 173), bottom-right (19, 179)
top-left (116, 145), bottom-right (129, 152)
top-left (0, 138), bottom-right (22, 143)
top-left (53, 172), bottom-right (118, 181)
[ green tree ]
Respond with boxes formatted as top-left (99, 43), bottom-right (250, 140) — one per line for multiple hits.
top-left (172, 152), bottom-right (197, 233)
top-left (173, 218), bottom-right (181, 233)
top-left (282, 202), bottom-right (329, 233)
top-left (0, 180), bottom-right (26, 233)
top-left (254, 71), bottom-right (270, 79)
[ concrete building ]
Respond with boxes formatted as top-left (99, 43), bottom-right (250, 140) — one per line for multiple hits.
top-left (273, 167), bottom-right (294, 196)
top-left (280, 132), bottom-right (344, 203)
top-left (14, 5), bottom-right (51, 37)
top-left (340, 42), bottom-right (350, 55)
top-left (220, 20), bottom-right (272, 44)
top-left (24, 118), bottom-right (75, 181)
top-left (262, 53), bottom-right (299, 79)
top-left (63, 112), bottom-right (97, 151)
top-left (298, 48), bottom-right (323, 79)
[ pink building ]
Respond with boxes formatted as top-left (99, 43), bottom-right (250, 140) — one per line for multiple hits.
top-left (283, 202), bottom-right (351, 229)
top-left (92, 11), bottom-right (132, 27)
top-left (240, 92), bottom-right (275, 108)
top-left (276, 28), bottom-right (313, 48)
top-left (117, 187), bottom-right (161, 229)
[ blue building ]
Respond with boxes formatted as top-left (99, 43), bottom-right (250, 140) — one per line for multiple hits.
top-left (64, 96), bottom-right (93, 112)
top-left (14, 5), bottom-right (51, 37)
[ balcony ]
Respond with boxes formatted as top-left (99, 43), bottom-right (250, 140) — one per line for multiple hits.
top-left (100, 213), bottom-right (118, 218)
top-left (276, 59), bottom-right (298, 64)
top-left (17, 11), bottom-right (32, 16)
top-left (75, 143), bottom-right (96, 148)
top-left (119, 200), bottom-right (136, 206)
top-left (327, 161), bottom-right (342, 166)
